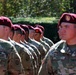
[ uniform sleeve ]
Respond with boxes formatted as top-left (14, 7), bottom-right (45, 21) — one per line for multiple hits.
top-left (8, 46), bottom-right (25, 75)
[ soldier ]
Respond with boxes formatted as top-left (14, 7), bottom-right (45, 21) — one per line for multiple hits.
top-left (10, 24), bottom-right (35, 75)
top-left (38, 13), bottom-right (76, 75)
top-left (20, 25), bottom-right (38, 63)
top-left (27, 25), bottom-right (41, 58)
top-left (20, 25), bottom-right (40, 74)
top-left (34, 27), bottom-right (51, 52)
top-left (0, 16), bottom-right (24, 75)
top-left (35, 24), bottom-right (54, 47)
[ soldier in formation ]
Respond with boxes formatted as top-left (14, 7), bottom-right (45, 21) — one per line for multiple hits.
top-left (0, 16), bottom-right (25, 75)
top-left (38, 13), bottom-right (76, 75)
top-left (34, 27), bottom-right (51, 52)
top-left (35, 24), bottom-right (54, 47)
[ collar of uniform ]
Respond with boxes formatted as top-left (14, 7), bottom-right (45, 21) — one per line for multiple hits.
top-left (60, 43), bottom-right (76, 56)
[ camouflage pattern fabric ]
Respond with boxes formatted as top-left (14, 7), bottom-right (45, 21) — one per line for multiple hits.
top-left (0, 39), bottom-right (24, 75)
top-left (38, 40), bottom-right (76, 75)
top-left (27, 42), bottom-right (41, 72)
top-left (9, 39), bottom-right (35, 75)
top-left (28, 38), bottom-right (46, 60)
top-left (40, 39), bottom-right (51, 52)
top-left (22, 40), bottom-right (41, 73)
top-left (21, 41), bottom-right (38, 75)
top-left (42, 36), bottom-right (54, 47)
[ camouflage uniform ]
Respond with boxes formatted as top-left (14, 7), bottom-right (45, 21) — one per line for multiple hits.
top-left (38, 40), bottom-right (76, 75)
top-left (27, 42), bottom-right (41, 61)
top-left (22, 40), bottom-right (41, 73)
top-left (28, 38), bottom-right (47, 68)
top-left (42, 36), bottom-right (54, 47)
top-left (21, 41), bottom-right (38, 75)
top-left (9, 39), bottom-right (35, 75)
top-left (28, 38), bottom-right (46, 58)
top-left (0, 39), bottom-right (24, 75)
top-left (27, 42), bottom-right (41, 71)
top-left (40, 39), bottom-right (51, 52)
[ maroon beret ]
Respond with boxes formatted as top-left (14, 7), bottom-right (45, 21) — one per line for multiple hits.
top-left (58, 13), bottom-right (76, 27)
top-left (20, 25), bottom-right (29, 32)
top-left (28, 25), bottom-right (35, 30)
top-left (13, 24), bottom-right (25, 34)
top-left (0, 16), bottom-right (13, 28)
top-left (35, 24), bottom-right (44, 31)
top-left (34, 27), bottom-right (42, 34)
top-left (11, 25), bottom-right (14, 31)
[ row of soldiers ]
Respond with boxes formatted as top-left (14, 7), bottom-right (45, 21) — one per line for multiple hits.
top-left (0, 16), bottom-right (54, 75)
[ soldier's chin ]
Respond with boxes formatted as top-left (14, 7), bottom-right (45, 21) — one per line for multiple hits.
top-left (59, 36), bottom-right (62, 39)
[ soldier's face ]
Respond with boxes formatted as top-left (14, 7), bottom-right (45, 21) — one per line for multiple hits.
top-left (34, 33), bottom-right (41, 41)
top-left (58, 22), bottom-right (76, 43)
top-left (29, 30), bottom-right (35, 39)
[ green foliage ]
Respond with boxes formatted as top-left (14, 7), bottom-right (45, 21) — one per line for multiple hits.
top-left (0, 0), bottom-right (75, 17)
top-left (10, 17), bottom-right (58, 24)
top-left (0, 0), bottom-right (23, 17)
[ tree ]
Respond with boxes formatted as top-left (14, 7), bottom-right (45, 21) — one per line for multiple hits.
top-left (0, 0), bottom-right (75, 17)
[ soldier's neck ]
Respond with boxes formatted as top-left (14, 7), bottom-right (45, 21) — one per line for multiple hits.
top-left (2, 37), bottom-right (8, 40)
top-left (66, 38), bottom-right (76, 45)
